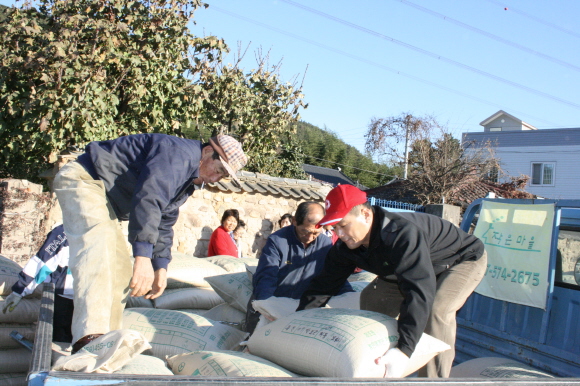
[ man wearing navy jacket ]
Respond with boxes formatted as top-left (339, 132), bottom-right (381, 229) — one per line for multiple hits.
top-left (54, 133), bottom-right (247, 353)
top-left (245, 201), bottom-right (353, 334)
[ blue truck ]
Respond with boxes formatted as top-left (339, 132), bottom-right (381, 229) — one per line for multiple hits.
top-left (25, 198), bottom-right (580, 385)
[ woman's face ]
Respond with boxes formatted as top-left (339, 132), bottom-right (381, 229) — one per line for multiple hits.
top-left (233, 227), bottom-right (245, 240)
top-left (280, 218), bottom-right (292, 228)
top-left (223, 216), bottom-right (238, 232)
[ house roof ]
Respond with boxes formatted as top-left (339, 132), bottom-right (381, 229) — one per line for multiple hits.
top-left (207, 170), bottom-right (333, 201)
top-left (479, 110), bottom-right (537, 130)
top-left (365, 178), bottom-right (535, 209)
top-left (302, 164), bottom-right (366, 189)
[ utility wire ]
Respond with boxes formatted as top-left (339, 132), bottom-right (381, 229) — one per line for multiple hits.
top-left (483, 0), bottom-right (580, 40)
top-left (209, 6), bottom-right (562, 127)
top-left (395, 0), bottom-right (580, 73)
top-left (279, 0), bottom-right (580, 110)
top-left (301, 154), bottom-right (397, 177)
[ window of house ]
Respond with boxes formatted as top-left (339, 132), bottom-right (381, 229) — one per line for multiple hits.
top-left (487, 166), bottom-right (499, 183)
top-left (531, 162), bottom-right (555, 185)
top-left (489, 127), bottom-right (502, 132)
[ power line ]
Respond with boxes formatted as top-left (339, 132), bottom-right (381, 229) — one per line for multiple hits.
top-left (301, 154), bottom-right (396, 177)
top-left (208, 6), bottom-right (562, 127)
top-left (482, 0), bottom-right (580, 40)
top-left (279, 0), bottom-right (580, 110)
top-left (395, 0), bottom-right (580, 73)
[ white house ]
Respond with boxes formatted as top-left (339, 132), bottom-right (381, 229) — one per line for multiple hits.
top-left (462, 110), bottom-right (580, 200)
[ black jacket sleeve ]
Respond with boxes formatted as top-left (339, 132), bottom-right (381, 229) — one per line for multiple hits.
top-left (388, 225), bottom-right (437, 357)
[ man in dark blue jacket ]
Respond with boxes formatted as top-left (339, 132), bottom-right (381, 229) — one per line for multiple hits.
top-left (245, 201), bottom-right (353, 333)
top-left (53, 133), bottom-right (247, 353)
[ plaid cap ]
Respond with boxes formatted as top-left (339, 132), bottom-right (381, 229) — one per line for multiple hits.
top-left (209, 134), bottom-right (248, 185)
top-left (316, 184), bottom-right (368, 228)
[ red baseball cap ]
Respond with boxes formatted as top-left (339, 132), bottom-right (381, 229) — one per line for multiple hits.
top-left (317, 185), bottom-right (368, 228)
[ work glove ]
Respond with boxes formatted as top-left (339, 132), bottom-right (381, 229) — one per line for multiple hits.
top-left (2, 292), bottom-right (23, 314)
top-left (375, 347), bottom-right (410, 378)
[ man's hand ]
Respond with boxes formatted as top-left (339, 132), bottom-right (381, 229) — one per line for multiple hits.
top-left (2, 292), bottom-right (22, 313)
top-left (145, 268), bottom-right (167, 300)
top-left (375, 347), bottom-right (410, 378)
top-left (130, 256), bottom-right (155, 297)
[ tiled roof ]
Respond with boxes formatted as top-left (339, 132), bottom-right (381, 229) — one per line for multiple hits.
top-left (365, 178), bottom-right (536, 209)
top-left (207, 170), bottom-right (333, 201)
top-left (302, 164), bottom-right (367, 189)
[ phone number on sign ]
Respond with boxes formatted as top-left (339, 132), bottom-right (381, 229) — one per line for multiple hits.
top-left (485, 265), bottom-right (540, 286)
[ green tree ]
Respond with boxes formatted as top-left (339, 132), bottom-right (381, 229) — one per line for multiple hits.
top-left (0, 0), bottom-right (306, 181)
top-left (365, 113), bottom-right (502, 204)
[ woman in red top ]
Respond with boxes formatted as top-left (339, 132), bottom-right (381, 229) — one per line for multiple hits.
top-left (207, 209), bottom-right (239, 257)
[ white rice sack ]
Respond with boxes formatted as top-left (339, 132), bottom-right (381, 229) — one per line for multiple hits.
top-left (203, 304), bottom-right (246, 326)
top-left (51, 341), bottom-right (72, 365)
top-left (205, 255), bottom-right (247, 273)
top-left (0, 373), bottom-right (28, 386)
top-left (0, 297), bottom-right (40, 323)
top-left (350, 281), bottom-right (370, 292)
top-left (166, 254), bottom-right (227, 289)
top-left (171, 309), bottom-right (207, 316)
top-left (0, 256), bottom-right (22, 296)
top-left (114, 354), bottom-right (173, 375)
top-left (52, 329), bottom-right (151, 373)
top-left (245, 264), bottom-right (258, 282)
top-left (205, 271), bottom-right (253, 313)
top-left (126, 296), bottom-right (154, 308)
top-left (122, 308), bottom-right (248, 359)
top-left (246, 308), bottom-right (450, 378)
top-left (0, 347), bottom-right (31, 373)
top-left (327, 292), bottom-right (360, 309)
top-left (0, 323), bottom-right (36, 349)
top-left (153, 288), bottom-right (224, 310)
top-left (252, 297), bottom-right (300, 322)
top-left (450, 357), bottom-right (555, 378)
top-left (348, 270), bottom-right (377, 282)
top-left (167, 350), bottom-right (297, 377)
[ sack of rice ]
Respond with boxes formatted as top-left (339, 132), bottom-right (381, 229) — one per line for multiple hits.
top-left (122, 308), bottom-right (248, 359)
top-left (0, 347), bottom-right (32, 373)
top-left (205, 271), bottom-right (252, 313)
top-left (51, 341), bottom-right (72, 365)
top-left (348, 270), bottom-right (377, 282)
top-left (166, 254), bottom-right (227, 289)
top-left (0, 256), bottom-right (21, 296)
top-left (153, 288), bottom-right (224, 310)
top-left (205, 255), bottom-right (247, 273)
top-left (0, 323), bottom-right (36, 349)
top-left (245, 264), bottom-right (258, 282)
top-left (327, 292), bottom-right (360, 309)
top-left (114, 354), bottom-right (173, 375)
top-left (0, 297), bottom-right (40, 323)
top-left (203, 303), bottom-right (246, 326)
top-left (52, 329), bottom-right (151, 373)
top-left (350, 281), bottom-right (370, 292)
top-left (0, 373), bottom-right (28, 386)
top-left (246, 308), bottom-right (450, 378)
top-left (167, 350), bottom-right (297, 377)
top-left (252, 297), bottom-right (300, 322)
top-left (450, 357), bottom-right (555, 378)
top-left (126, 296), bottom-right (154, 309)
top-left (170, 309), bottom-right (206, 316)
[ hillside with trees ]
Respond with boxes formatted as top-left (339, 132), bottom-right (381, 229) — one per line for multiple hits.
top-left (293, 121), bottom-right (400, 188)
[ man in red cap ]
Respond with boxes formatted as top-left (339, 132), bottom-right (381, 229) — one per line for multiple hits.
top-left (297, 184), bottom-right (487, 378)
top-left (54, 133), bottom-right (247, 353)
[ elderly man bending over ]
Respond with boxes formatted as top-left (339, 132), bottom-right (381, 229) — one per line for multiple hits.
top-left (245, 201), bottom-right (353, 334)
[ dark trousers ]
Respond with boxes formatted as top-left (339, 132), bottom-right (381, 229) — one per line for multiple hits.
top-left (53, 295), bottom-right (74, 343)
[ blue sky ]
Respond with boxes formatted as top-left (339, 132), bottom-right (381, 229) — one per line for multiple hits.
top-left (3, 0), bottom-right (579, 156)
